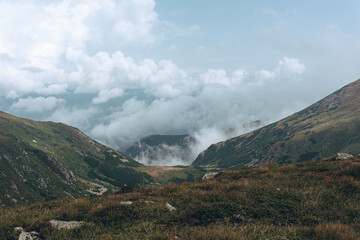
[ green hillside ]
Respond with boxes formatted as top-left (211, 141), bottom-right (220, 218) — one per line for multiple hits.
top-left (1, 155), bottom-right (360, 239)
top-left (193, 79), bottom-right (360, 170)
top-left (0, 112), bottom-right (151, 206)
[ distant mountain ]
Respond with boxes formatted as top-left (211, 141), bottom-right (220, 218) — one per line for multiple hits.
top-left (193, 79), bottom-right (360, 170)
top-left (125, 134), bottom-right (196, 165)
top-left (0, 112), bottom-right (151, 206)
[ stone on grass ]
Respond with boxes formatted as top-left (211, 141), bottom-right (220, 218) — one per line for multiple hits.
top-left (50, 220), bottom-right (84, 230)
top-left (15, 227), bottom-right (40, 240)
top-left (202, 172), bottom-right (218, 180)
top-left (166, 202), bottom-right (176, 211)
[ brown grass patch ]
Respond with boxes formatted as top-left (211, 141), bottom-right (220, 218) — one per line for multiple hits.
top-left (142, 166), bottom-right (184, 178)
top-left (315, 222), bottom-right (358, 240)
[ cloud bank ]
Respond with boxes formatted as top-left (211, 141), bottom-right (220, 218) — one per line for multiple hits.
top-left (1, 0), bottom-right (357, 165)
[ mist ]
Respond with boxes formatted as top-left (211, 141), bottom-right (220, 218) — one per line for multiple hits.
top-left (1, 1), bottom-right (360, 166)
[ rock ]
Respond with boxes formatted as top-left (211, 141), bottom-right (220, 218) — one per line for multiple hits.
top-left (145, 200), bottom-right (155, 204)
top-left (245, 158), bottom-right (260, 167)
top-left (50, 220), bottom-right (84, 230)
top-left (336, 153), bottom-right (353, 160)
top-left (166, 202), bottom-right (176, 211)
top-left (14, 227), bottom-right (24, 232)
top-left (18, 231), bottom-right (40, 240)
top-left (87, 185), bottom-right (108, 196)
top-left (202, 172), bottom-right (218, 180)
top-left (15, 227), bottom-right (40, 240)
top-left (120, 201), bottom-right (133, 205)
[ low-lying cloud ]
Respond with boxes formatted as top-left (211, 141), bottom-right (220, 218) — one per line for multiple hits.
top-left (1, 0), bottom-right (358, 166)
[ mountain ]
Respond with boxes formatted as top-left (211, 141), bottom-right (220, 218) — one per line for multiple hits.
top-left (0, 111), bottom-right (151, 206)
top-left (2, 155), bottom-right (360, 239)
top-left (193, 79), bottom-right (360, 170)
top-left (125, 134), bottom-right (196, 165)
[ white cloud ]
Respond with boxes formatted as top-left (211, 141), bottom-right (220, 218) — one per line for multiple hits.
top-left (10, 96), bottom-right (65, 113)
top-left (0, 1), bottom-right (313, 166)
top-left (92, 88), bottom-right (124, 104)
top-left (278, 57), bottom-right (306, 75)
top-left (259, 7), bottom-right (278, 17)
top-left (89, 56), bottom-right (307, 150)
top-left (49, 107), bottom-right (99, 130)
top-left (188, 24), bottom-right (200, 33)
top-left (0, 0), bottom-right (159, 99)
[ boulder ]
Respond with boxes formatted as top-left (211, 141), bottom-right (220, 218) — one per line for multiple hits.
top-left (202, 172), bottom-right (218, 180)
top-left (166, 202), bottom-right (176, 211)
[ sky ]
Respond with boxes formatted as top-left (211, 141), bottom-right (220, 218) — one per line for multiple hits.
top-left (0, 0), bottom-right (360, 165)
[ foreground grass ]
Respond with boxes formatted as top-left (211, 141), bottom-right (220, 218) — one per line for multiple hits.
top-left (1, 155), bottom-right (360, 239)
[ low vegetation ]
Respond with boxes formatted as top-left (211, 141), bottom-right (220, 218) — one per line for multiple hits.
top-left (1, 155), bottom-right (360, 239)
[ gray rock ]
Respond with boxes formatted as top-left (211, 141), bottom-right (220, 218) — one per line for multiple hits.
top-left (202, 172), bottom-right (218, 180)
top-left (166, 202), bottom-right (176, 211)
top-left (50, 220), bottom-right (84, 230)
top-left (336, 153), bottom-right (353, 160)
top-left (18, 231), bottom-right (40, 240)
top-left (120, 201), bottom-right (133, 205)
top-left (15, 227), bottom-right (40, 240)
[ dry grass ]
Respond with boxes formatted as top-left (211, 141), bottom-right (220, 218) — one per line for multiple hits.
top-left (315, 222), bottom-right (359, 240)
top-left (141, 166), bottom-right (184, 178)
top-left (1, 156), bottom-right (360, 239)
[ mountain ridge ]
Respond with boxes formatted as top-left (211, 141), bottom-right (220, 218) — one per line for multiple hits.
top-left (193, 79), bottom-right (360, 169)
top-left (0, 111), bottom-right (151, 206)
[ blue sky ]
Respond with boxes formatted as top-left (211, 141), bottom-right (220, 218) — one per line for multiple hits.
top-left (148, 1), bottom-right (360, 70)
top-left (0, 0), bottom-right (359, 165)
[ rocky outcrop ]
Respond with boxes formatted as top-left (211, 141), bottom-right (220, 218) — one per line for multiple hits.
top-left (336, 153), bottom-right (354, 160)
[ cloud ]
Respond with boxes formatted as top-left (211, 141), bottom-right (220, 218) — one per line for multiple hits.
top-left (92, 88), bottom-right (124, 104)
top-left (49, 107), bottom-right (99, 130)
top-left (0, 0), bottom-right (159, 99)
top-left (188, 24), bottom-right (200, 34)
top-left (0, 1), bottom-right (319, 166)
top-left (259, 7), bottom-right (279, 17)
top-left (88, 56), bottom-right (307, 151)
top-left (278, 57), bottom-right (306, 75)
top-left (10, 96), bottom-right (65, 113)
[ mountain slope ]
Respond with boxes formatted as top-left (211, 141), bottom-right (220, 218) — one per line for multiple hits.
top-left (0, 133), bottom-right (78, 205)
top-left (193, 79), bottom-right (360, 169)
top-left (0, 112), bottom-right (151, 205)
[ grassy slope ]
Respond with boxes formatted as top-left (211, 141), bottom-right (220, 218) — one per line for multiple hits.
top-left (0, 112), bottom-right (152, 205)
top-left (1, 155), bottom-right (360, 239)
top-left (193, 79), bottom-right (360, 170)
top-left (0, 133), bottom-right (80, 206)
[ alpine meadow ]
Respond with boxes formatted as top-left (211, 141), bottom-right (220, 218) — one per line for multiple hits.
top-left (1, 1), bottom-right (360, 239)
